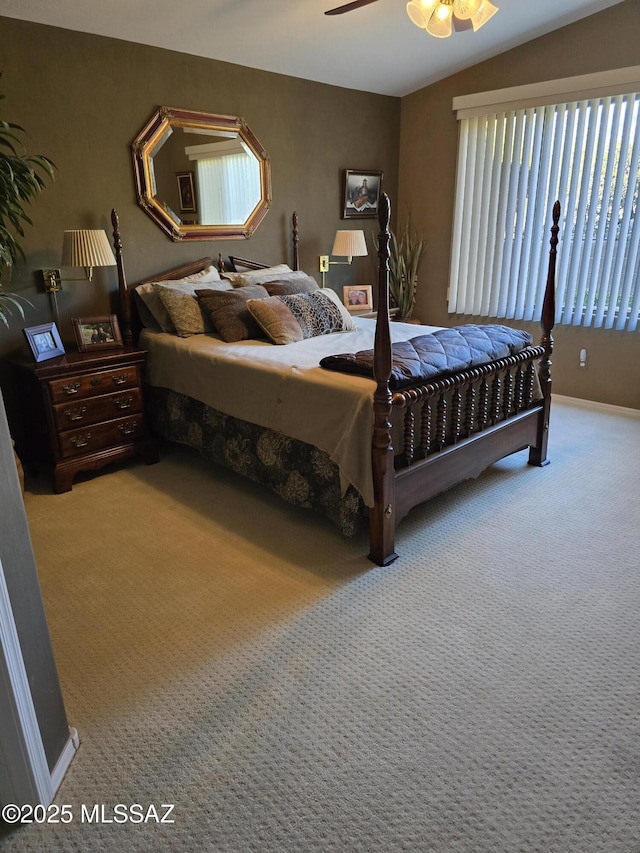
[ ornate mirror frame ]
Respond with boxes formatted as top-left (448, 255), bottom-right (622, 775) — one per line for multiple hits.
top-left (131, 106), bottom-right (272, 241)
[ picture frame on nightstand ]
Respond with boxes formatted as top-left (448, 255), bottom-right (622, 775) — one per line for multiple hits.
top-left (23, 322), bottom-right (65, 362)
top-left (343, 285), bottom-right (373, 313)
top-left (72, 315), bottom-right (123, 352)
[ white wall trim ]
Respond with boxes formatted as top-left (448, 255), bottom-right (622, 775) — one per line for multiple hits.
top-left (0, 558), bottom-right (78, 806)
top-left (453, 65), bottom-right (640, 118)
top-left (554, 394), bottom-right (640, 418)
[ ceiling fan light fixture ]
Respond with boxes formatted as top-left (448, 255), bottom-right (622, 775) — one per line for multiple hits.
top-left (406, 0), bottom-right (437, 30)
top-left (470, 0), bottom-right (499, 31)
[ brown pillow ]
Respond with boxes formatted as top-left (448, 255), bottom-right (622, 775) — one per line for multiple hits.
top-left (196, 284), bottom-right (269, 342)
top-left (264, 275), bottom-right (319, 296)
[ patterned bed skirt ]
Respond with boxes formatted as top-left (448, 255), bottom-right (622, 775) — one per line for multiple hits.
top-left (145, 386), bottom-right (366, 536)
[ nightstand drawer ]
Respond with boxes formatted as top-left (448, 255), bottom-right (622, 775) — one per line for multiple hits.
top-left (49, 365), bottom-right (140, 403)
top-left (58, 415), bottom-right (145, 459)
top-left (52, 387), bottom-right (142, 430)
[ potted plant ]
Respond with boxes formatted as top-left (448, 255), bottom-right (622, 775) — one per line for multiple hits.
top-left (0, 74), bottom-right (55, 326)
top-left (388, 215), bottom-right (425, 322)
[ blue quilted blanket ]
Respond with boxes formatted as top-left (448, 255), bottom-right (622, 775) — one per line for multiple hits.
top-left (320, 324), bottom-right (533, 390)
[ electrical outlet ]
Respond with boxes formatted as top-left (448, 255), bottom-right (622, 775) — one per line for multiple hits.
top-left (579, 348), bottom-right (588, 368)
top-left (319, 255), bottom-right (329, 273)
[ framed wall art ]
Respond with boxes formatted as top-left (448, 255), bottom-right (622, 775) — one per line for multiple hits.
top-left (343, 285), bottom-right (373, 313)
top-left (23, 322), bottom-right (65, 362)
top-left (72, 315), bottom-right (123, 352)
top-left (176, 171), bottom-right (196, 213)
top-left (342, 170), bottom-right (383, 219)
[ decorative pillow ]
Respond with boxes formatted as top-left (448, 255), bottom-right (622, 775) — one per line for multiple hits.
top-left (153, 281), bottom-right (232, 337)
top-left (264, 275), bottom-right (319, 296)
top-left (222, 264), bottom-right (293, 286)
top-left (186, 264), bottom-right (222, 283)
top-left (246, 288), bottom-right (357, 345)
top-left (136, 276), bottom-right (229, 332)
top-left (196, 284), bottom-right (270, 342)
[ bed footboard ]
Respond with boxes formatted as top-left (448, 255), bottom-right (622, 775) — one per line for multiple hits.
top-left (369, 197), bottom-right (559, 566)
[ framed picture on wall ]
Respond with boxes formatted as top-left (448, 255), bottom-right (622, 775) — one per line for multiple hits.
top-left (23, 322), bottom-right (65, 362)
top-left (343, 170), bottom-right (383, 219)
top-left (176, 171), bottom-right (196, 213)
top-left (72, 315), bottom-right (123, 352)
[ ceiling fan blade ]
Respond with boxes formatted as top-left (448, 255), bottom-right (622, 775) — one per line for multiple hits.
top-left (325, 0), bottom-right (380, 15)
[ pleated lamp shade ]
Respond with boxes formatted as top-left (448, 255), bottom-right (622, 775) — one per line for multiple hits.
top-left (61, 230), bottom-right (116, 270)
top-left (331, 230), bottom-right (368, 258)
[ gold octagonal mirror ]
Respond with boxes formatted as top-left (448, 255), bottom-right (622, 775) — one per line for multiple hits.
top-left (132, 107), bottom-right (272, 241)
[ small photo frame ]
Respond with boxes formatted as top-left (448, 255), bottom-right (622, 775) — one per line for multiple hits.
top-left (343, 170), bottom-right (383, 219)
top-left (176, 171), bottom-right (196, 213)
top-left (72, 315), bottom-right (123, 352)
top-left (343, 285), bottom-right (373, 313)
top-left (24, 322), bottom-right (65, 362)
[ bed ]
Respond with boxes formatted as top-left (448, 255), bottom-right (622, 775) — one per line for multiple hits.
top-left (111, 195), bottom-right (559, 565)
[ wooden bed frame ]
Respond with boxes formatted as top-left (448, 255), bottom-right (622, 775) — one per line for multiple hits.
top-left (111, 196), bottom-right (558, 566)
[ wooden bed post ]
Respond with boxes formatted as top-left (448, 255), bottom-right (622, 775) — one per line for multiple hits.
top-left (529, 200), bottom-right (560, 467)
top-left (369, 193), bottom-right (398, 566)
top-left (292, 211), bottom-right (300, 271)
top-left (111, 208), bottom-right (134, 348)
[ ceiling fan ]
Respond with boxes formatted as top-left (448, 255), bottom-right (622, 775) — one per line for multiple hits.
top-left (325, 0), bottom-right (499, 39)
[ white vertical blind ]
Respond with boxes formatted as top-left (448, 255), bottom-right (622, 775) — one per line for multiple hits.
top-left (197, 153), bottom-right (260, 225)
top-left (449, 92), bottom-right (640, 331)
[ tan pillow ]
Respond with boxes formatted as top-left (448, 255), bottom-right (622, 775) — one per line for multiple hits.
top-left (153, 281), bottom-right (232, 337)
top-left (196, 284), bottom-right (270, 342)
top-left (246, 289), bottom-right (357, 346)
top-left (222, 264), bottom-right (292, 286)
top-left (136, 277), bottom-right (230, 332)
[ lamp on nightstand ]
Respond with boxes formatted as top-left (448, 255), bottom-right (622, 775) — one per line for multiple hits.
top-left (42, 229), bottom-right (117, 321)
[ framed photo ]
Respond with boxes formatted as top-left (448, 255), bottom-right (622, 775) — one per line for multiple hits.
top-left (176, 171), bottom-right (196, 213)
top-left (343, 170), bottom-right (383, 219)
top-left (72, 315), bottom-right (123, 352)
top-left (24, 322), bottom-right (65, 362)
top-left (343, 285), bottom-right (373, 313)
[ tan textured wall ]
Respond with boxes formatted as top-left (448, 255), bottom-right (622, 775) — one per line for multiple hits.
top-left (0, 16), bottom-right (399, 360)
top-left (399, 0), bottom-right (640, 409)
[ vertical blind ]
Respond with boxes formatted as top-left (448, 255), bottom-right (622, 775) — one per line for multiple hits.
top-left (197, 153), bottom-right (260, 225)
top-left (448, 93), bottom-right (640, 331)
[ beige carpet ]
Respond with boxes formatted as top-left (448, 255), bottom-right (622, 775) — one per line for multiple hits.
top-left (3, 396), bottom-right (639, 852)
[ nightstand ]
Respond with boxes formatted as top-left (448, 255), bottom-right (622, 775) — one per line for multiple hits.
top-left (13, 347), bottom-right (159, 493)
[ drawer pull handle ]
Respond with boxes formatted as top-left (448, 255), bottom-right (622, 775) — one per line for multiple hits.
top-left (118, 421), bottom-right (138, 436)
top-left (64, 406), bottom-right (87, 422)
top-left (113, 396), bottom-right (133, 411)
top-left (112, 373), bottom-right (129, 386)
top-left (62, 383), bottom-right (80, 396)
top-left (69, 433), bottom-right (91, 449)
top-left (90, 377), bottom-right (104, 386)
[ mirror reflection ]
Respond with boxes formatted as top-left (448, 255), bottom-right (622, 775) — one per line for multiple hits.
top-left (132, 107), bottom-right (272, 241)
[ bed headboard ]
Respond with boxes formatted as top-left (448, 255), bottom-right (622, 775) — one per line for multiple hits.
top-left (111, 209), bottom-right (300, 347)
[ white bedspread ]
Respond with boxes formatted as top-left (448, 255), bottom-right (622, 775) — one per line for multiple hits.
top-left (140, 317), bottom-right (441, 506)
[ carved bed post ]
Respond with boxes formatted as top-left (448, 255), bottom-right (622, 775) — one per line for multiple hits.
top-left (369, 193), bottom-right (398, 566)
top-left (529, 200), bottom-right (560, 467)
top-left (292, 211), bottom-right (300, 271)
top-left (111, 208), bottom-right (133, 348)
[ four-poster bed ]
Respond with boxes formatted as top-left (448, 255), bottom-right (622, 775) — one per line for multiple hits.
top-left (111, 195), bottom-right (559, 565)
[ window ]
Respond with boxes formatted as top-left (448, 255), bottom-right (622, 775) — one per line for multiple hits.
top-left (449, 71), bottom-right (640, 331)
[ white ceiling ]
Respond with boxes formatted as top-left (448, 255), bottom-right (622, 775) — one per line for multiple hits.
top-left (0, 0), bottom-right (626, 97)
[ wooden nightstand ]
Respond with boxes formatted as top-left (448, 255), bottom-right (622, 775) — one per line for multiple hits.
top-left (13, 347), bottom-right (159, 493)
